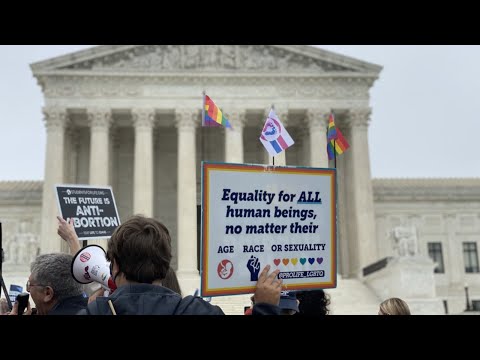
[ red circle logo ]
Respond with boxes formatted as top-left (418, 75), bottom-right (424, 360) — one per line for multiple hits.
top-left (80, 252), bottom-right (91, 262)
top-left (217, 259), bottom-right (234, 280)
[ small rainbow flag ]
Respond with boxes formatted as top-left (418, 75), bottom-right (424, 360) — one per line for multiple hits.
top-left (327, 113), bottom-right (337, 141)
top-left (202, 94), bottom-right (232, 128)
top-left (326, 112), bottom-right (349, 160)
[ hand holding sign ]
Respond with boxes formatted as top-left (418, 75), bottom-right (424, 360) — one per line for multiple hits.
top-left (253, 264), bottom-right (282, 306)
top-left (57, 216), bottom-right (81, 254)
top-left (247, 255), bottom-right (260, 281)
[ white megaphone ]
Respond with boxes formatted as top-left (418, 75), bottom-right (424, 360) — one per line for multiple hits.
top-left (71, 245), bottom-right (117, 293)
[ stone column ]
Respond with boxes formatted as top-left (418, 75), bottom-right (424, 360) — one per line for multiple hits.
top-left (336, 140), bottom-right (350, 277)
top-left (267, 109), bottom-right (288, 166)
top-left (175, 109), bottom-right (200, 295)
top-left (345, 108), bottom-right (377, 275)
top-left (224, 110), bottom-right (246, 163)
top-left (88, 108), bottom-right (112, 247)
top-left (61, 126), bottom-right (79, 253)
top-left (132, 109), bottom-right (155, 217)
top-left (444, 214), bottom-right (462, 284)
top-left (109, 125), bottom-right (118, 190)
top-left (40, 107), bottom-right (67, 254)
top-left (307, 109), bottom-right (329, 168)
top-left (64, 126), bottom-right (78, 184)
top-left (297, 121), bottom-right (310, 167)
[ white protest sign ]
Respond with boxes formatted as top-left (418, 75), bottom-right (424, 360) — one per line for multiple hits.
top-left (200, 162), bottom-right (337, 297)
top-left (55, 184), bottom-right (121, 240)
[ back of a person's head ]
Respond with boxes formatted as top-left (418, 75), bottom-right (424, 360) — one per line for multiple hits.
top-left (107, 215), bottom-right (172, 283)
top-left (379, 297), bottom-right (411, 315)
top-left (296, 289), bottom-right (330, 315)
top-left (163, 267), bottom-right (182, 295)
top-left (30, 253), bottom-right (83, 301)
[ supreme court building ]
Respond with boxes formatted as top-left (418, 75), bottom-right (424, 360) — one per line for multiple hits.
top-left (1, 45), bottom-right (479, 314)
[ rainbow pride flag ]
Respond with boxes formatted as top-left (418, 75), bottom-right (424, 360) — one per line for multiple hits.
top-left (327, 127), bottom-right (349, 160)
top-left (327, 113), bottom-right (337, 141)
top-left (326, 112), bottom-right (349, 160)
top-left (202, 94), bottom-right (232, 128)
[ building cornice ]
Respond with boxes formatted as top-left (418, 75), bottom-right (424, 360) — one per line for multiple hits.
top-left (0, 181), bottom-right (43, 205)
top-left (30, 45), bottom-right (382, 76)
top-left (373, 178), bottom-right (480, 201)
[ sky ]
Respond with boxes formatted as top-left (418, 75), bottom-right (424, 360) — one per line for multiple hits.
top-left (0, 45), bottom-right (479, 181)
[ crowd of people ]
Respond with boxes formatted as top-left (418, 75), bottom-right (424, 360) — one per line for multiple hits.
top-left (1, 214), bottom-right (412, 316)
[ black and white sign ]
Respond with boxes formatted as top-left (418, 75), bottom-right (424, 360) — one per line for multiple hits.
top-left (55, 184), bottom-right (121, 240)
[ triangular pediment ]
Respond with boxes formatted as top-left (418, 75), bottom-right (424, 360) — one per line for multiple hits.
top-left (31, 45), bottom-right (381, 75)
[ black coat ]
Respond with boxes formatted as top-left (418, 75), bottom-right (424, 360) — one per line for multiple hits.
top-left (79, 284), bottom-right (225, 315)
top-left (48, 294), bottom-right (88, 315)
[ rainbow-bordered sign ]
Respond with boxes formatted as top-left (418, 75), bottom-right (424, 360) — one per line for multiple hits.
top-left (200, 162), bottom-right (337, 297)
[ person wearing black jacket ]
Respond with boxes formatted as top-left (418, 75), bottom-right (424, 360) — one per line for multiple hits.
top-left (80, 215), bottom-right (281, 315)
top-left (26, 253), bottom-right (87, 315)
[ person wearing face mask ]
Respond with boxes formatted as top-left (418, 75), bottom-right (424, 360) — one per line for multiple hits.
top-left (79, 215), bottom-right (282, 315)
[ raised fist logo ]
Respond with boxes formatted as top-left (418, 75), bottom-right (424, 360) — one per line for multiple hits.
top-left (217, 259), bottom-right (234, 280)
top-left (246, 255), bottom-right (260, 281)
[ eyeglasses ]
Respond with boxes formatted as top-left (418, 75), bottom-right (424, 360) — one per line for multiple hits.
top-left (26, 280), bottom-right (46, 292)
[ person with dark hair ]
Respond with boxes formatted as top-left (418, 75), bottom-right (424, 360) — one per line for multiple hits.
top-left (80, 215), bottom-right (282, 315)
top-left (295, 289), bottom-right (331, 315)
top-left (13, 253), bottom-right (87, 315)
top-left (163, 266), bottom-right (182, 296)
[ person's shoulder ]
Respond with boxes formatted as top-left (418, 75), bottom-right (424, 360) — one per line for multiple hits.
top-left (176, 295), bottom-right (225, 315)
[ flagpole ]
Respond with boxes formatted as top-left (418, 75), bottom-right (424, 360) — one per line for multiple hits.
top-left (332, 110), bottom-right (337, 169)
top-left (201, 90), bottom-right (206, 126)
top-left (334, 140), bottom-right (337, 168)
top-left (271, 104), bottom-right (275, 166)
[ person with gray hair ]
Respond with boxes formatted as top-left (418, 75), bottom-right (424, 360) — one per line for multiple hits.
top-left (26, 253), bottom-right (87, 315)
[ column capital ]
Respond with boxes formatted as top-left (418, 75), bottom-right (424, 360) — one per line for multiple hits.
top-left (42, 107), bottom-right (68, 130)
top-left (306, 108), bottom-right (330, 129)
top-left (224, 109), bottom-right (246, 129)
top-left (175, 109), bottom-right (198, 130)
top-left (87, 108), bottom-right (113, 130)
top-left (132, 108), bottom-right (156, 129)
top-left (347, 107), bottom-right (371, 128)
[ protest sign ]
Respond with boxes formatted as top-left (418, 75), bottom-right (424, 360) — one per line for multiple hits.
top-left (200, 162), bottom-right (336, 296)
top-left (55, 185), bottom-right (120, 240)
top-left (9, 284), bottom-right (22, 305)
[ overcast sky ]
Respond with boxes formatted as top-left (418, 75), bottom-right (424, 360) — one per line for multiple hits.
top-left (1, 45), bottom-right (479, 181)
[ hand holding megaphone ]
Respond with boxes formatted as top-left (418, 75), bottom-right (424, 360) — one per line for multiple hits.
top-left (71, 245), bottom-right (117, 293)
